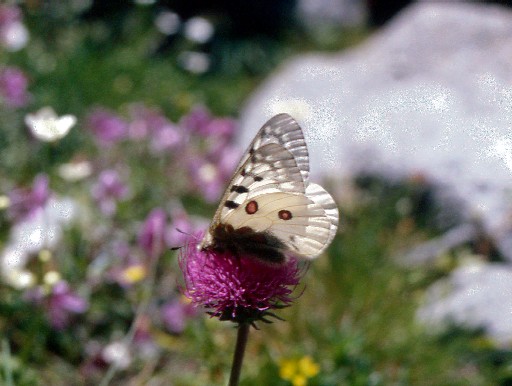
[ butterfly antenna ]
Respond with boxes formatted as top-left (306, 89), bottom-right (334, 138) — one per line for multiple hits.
top-left (169, 228), bottom-right (198, 251)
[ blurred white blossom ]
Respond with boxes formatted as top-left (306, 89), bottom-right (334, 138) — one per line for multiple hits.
top-left (102, 341), bottom-right (132, 369)
top-left (184, 17), bottom-right (214, 44)
top-left (58, 160), bottom-right (92, 181)
top-left (1, 21), bottom-right (29, 51)
top-left (25, 107), bottom-right (76, 142)
top-left (1, 197), bottom-right (77, 287)
top-left (178, 51), bottom-right (210, 74)
top-left (155, 11), bottom-right (180, 35)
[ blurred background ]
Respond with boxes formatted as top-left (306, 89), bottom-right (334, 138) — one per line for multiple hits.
top-left (2, 1), bottom-right (512, 385)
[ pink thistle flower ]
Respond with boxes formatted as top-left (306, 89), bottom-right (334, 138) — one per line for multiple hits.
top-left (179, 234), bottom-right (304, 324)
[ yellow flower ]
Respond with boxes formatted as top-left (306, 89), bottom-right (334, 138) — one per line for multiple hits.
top-left (121, 265), bottom-right (146, 284)
top-left (279, 355), bottom-right (320, 386)
top-left (0, 195), bottom-right (10, 209)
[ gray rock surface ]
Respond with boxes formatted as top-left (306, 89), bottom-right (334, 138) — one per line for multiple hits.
top-left (417, 262), bottom-right (512, 347)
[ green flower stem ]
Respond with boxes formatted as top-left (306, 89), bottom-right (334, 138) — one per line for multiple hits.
top-left (228, 323), bottom-right (250, 386)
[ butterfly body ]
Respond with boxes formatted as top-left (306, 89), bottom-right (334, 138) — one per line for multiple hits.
top-left (199, 113), bottom-right (339, 263)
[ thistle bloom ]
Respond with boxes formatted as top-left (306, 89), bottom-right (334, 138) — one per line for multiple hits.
top-left (179, 235), bottom-right (304, 324)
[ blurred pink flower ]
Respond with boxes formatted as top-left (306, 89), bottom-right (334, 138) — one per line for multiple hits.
top-left (187, 156), bottom-right (224, 202)
top-left (181, 105), bottom-right (237, 139)
top-left (138, 208), bottom-right (167, 257)
top-left (187, 143), bottom-right (240, 202)
top-left (166, 207), bottom-right (203, 247)
top-left (150, 124), bottom-right (182, 153)
top-left (179, 234), bottom-right (304, 324)
top-left (91, 170), bottom-right (130, 215)
top-left (214, 144), bottom-right (241, 177)
top-left (128, 104), bottom-right (184, 152)
top-left (128, 104), bottom-right (166, 138)
top-left (180, 105), bottom-right (211, 135)
top-left (8, 174), bottom-right (50, 221)
top-left (86, 108), bottom-right (127, 147)
top-left (161, 297), bottom-right (197, 334)
top-left (0, 66), bottom-right (29, 108)
top-left (203, 117), bottom-right (237, 139)
top-left (0, 4), bottom-right (21, 26)
top-left (26, 281), bottom-right (88, 330)
top-left (47, 281), bottom-right (88, 329)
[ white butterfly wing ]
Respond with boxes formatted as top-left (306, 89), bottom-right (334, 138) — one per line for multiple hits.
top-left (222, 191), bottom-right (337, 259)
top-left (229, 113), bottom-right (309, 188)
top-left (201, 113), bottom-right (338, 260)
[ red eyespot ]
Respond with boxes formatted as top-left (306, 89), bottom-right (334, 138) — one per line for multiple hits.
top-left (245, 200), bottom-right (258, 214)
top-left (278, 210), bottom-right (292, 220)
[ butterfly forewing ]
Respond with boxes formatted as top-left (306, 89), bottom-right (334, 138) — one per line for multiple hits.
top-left (236, 113), bottom-right (309, 182)
top-left (200, 113), bottom-right (339, 262)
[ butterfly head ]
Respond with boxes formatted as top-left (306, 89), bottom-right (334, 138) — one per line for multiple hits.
top-left (197, 231), bottom-right (214, 252)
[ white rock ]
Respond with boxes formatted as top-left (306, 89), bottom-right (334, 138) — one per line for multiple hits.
top-left (417, 262), bottom-right (512, 347)
top-left (240, 2), bottom-right (512, 256)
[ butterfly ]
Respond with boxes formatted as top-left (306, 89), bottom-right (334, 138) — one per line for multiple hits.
top-left (199, 113), bottom-right (339, 264)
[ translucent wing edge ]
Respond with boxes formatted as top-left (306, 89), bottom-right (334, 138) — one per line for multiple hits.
top-left (304, 183), bottom-right (339, 255)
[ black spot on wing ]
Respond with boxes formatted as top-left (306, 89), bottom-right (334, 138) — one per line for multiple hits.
top-left (230, 185), bottom-right (249, 193)
top-left (224, 200), bottom-right (240, 209)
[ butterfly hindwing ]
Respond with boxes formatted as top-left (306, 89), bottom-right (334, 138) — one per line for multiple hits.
top-left (222, 191), bottom-right (334, 259)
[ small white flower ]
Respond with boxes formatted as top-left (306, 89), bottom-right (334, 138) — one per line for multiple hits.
top-left (178, 51), bottom-right (210, 74)
top-left (25, 107), bottom-right (76, 142)
top-left (1, 22), bottom-right (29, 51)
top-left (58, 160), bottom-right (92, 181)
top-left (184, 17), bottom-right (214, 44)
top-left (155, 11), bottom-right (180, 35)
top-left (103, 341), bottom-right (132, 369)
top-left (5, 269), bottom-right (35, 289)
